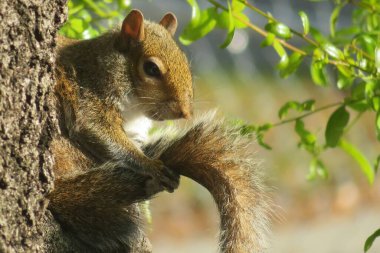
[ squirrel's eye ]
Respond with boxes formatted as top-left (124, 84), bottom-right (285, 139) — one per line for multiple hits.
top-left (143, 61), bottom-right (161, 78)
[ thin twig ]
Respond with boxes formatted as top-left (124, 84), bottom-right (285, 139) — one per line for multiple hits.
top-left (208, 0), bottom-right (307, 55)
top-left (272, 101), bottom-right (343, 127)
top-left (208, 0), bottom-right (373, 73)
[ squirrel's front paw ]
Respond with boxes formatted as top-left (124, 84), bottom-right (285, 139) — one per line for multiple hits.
top-left (144, 159), bottom-right (180, 194)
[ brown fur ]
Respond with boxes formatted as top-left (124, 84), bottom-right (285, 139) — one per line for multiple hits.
top-left (49, 113), bottom-right (272, 252)
top-left (48, 10), bottom-right (271, 253)
top-left (54, 10), bottom-right (189, 182)
top-left (144, 113), bottom-right (272, 252)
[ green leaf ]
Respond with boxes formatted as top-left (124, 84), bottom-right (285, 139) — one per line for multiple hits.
top-left (358, 58), bottom-right (372, 72)
top-left (216, 11), bottom-right (248, 29)
top-left (316, 161), bottom-right (328, 179)
top-left (232, 0), bottom-right (246, 12)
top-left (68, 3), bottom-right (84, 16)
top-left (278, 99), bottom-right (315, 119)
top-left (273, 40), bottom-right (286, 57)
top-left (312, 48), bottom-right (327, 62)
top-left (280, 52), bottom-right (304, 78)
top-left (321, 42), bottom-right (344, 59)
top-left (376, 111), bottom-right (380, 141)
top-left (339, 139), bottom-right (374, 184)
top-left (302, 99), bottom-right (316, 111)
top-left (348, 100), bottom-right (369, 112)
top-left (216, 11), bottom-right (230, 29)
top-left (220, 1), bottom-right (235, 48)
top-left (375, 155), bottom-right (380, 173)
top-left (375, 46), bottom-right (380, 73)
top-left (337, 65), bottom-right (353, 78)
top-left (257, 133), bottom-right (272, 150)
top-left (325, 106), bottom-right (350, 147)
top-left (298, 11), bottom-right (310, 35)
top-left (308, 158), bottom-right (328, 181)
top-left (365, 81), bottom-right (377, 98)
top-left (295, 119), bottom-right (316, 147)
top-left (352, 82), bottom-right (366, 99)
top-left (63, 26), bottom-right (80, 39)
top-left (337, 72), bottom-right (354, 89)
top-left (372, 97), bottom-right (380, 111)
top-left (310, 61), bottom-right (328, 86)
top-left (265, 22), bottom-right (292, 40)
top-left (77, 9), bottom-right (92, 23)
top-left (310, 26), bottom-right (328, 43)
top-left (334, 26), bottom-right (360, 42)
top-left (180, 7), bottom-right (217, 45)
top-left (68, 0), bottom-right (73, 8)
top-left (257, 123), bottom-right (273, 150)
top-left (233, 12), bottom-right (249, 29)
top-left (187, 0), bottom-right (201, 21)
top-left (83, 25), bottom-right (100, 39)
top-left (330, 4), bottom-right (345, 37)
top-left (220, 27), bottom-right (235, 48)
top-left (70, 18), bottom-right (85, 34)
top-left (260, 33), bottom-right (275, 47)
top-left (239, 123), bottom-right (272, 150)
top-left (239, 124), bottom-right (256, 136)
top-left (179, 0), bottom-right (201, 44)
top-left (82, 0), bottom-right (108, 18)
top-left (366, 13), bottom-right (380, 32)
top-left (354, 34), bottom-right (376, 55)
top-left (364, 228), bottom-right (380, 252)
top-left (272, 40), bottom-right (289, 70)
top-left (279, 101), bottom-right (300, 119)
top-left (257, 123), bottom-right (273, 132)
top-left (117, 0), bottom-right (131, 8)
top-left (277, 54), bottom-right (289, 71)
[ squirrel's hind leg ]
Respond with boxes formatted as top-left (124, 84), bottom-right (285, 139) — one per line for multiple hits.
top-left (48, 161), bottom-right (158, 252)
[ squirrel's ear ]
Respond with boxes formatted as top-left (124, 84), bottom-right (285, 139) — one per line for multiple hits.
top-left (159, 12), bottom-right (178, 36)
top-left (121, 9), bottom-right (145, 42)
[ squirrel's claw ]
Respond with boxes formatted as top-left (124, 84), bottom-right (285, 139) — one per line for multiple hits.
top-left (140, 159), bottom-right (180, 196)
top-left (159, 165), bottom-right (180, 193)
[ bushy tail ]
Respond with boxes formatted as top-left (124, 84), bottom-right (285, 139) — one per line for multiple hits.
top-left (143, 112), bottom-right (272, 253)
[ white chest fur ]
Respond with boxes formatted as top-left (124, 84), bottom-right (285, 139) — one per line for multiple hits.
top-left (122, 115), bottom-right (152, 145)
top-left (118, 96), bottom-right (152, 146)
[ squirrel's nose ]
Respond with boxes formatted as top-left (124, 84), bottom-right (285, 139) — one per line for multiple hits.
top-left (179, 107), bottom-right (192, 119)
top-left (169, 100), bottom-right (192, 119)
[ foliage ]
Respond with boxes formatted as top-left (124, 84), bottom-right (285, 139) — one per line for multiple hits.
top-left (365, 228), bottom-right (380, 252)
top-left (61, 0), bottom-right (380, 250)
top-left (181, 0), bottom-right (379, 250)
top-left (179, 0), bottom-right (380, 184)
top-left (60, 0), bottom-right (130, 39)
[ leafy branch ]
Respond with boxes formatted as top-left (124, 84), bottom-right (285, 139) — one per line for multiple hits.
top-left (60, 0), bottom-right (130, 39)
top-left (272, 101), bottom-right (342, 128)
top-left (179, 0), bottom-right (379, 178)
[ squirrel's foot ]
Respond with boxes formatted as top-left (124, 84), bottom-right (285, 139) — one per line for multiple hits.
top-left (143, 159), bottom-right (180, 195)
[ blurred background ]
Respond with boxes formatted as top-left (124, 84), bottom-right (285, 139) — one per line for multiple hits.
top-left (65, 0), bottom-right (380, 252)
top-left (131, 1), bottom-right (380, 252)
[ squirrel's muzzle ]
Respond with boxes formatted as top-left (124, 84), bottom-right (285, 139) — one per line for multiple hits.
top-left (179, 106), bottom-right (192, 119)
top-left (167, 100), bottom-right (192, 120)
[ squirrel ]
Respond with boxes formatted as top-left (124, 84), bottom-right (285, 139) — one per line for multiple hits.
top-left (48, 9), bottom-right (271, 253)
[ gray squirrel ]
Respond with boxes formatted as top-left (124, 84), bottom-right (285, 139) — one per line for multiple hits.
top-left (48, 9), bottom-right (271, 252)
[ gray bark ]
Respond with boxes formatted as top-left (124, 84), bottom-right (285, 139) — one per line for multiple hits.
top-left (0, 0), bottom-right (66, 252)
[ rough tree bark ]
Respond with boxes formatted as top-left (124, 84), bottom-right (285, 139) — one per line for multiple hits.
top-left (0, 0), bottom-right (66, 252)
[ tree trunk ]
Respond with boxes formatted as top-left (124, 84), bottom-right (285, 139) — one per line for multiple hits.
top-left (0, 0), bottom-right (66, 252)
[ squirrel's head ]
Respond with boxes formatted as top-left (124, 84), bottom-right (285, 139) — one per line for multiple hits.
top-left (117, 9), bottom-right (193, 121)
